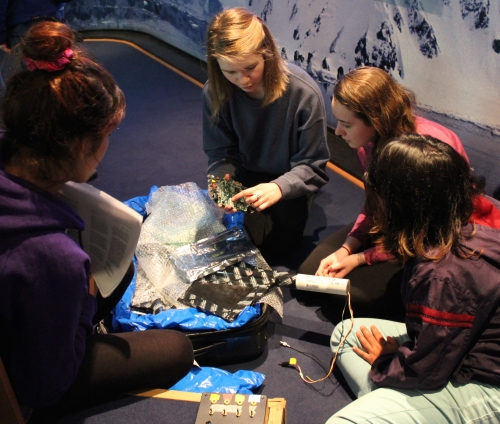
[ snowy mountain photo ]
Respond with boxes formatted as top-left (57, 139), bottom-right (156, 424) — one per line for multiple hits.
top-left (65, 0), bottom-right (500, 192)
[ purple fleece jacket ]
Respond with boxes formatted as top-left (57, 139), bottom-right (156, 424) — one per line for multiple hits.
top-left (0, 165), bottom-right (96, 408)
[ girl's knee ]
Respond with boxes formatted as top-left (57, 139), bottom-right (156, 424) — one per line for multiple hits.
top-left (331, 317), bottom-right (372, 347)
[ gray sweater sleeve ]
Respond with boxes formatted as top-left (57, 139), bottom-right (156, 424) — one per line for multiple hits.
top-left (270, 90), bottom-right (329, 199)
top-left (202, 64), bottom-right (330, 199)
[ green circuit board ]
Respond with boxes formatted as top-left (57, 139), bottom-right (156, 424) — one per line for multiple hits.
top-left (208, 175), bottom-right (251, 212)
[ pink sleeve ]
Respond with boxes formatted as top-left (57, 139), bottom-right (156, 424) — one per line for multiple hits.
top-left (348, 206), bottom-right (372, 247)
top-left (349, 211), bottom-right (395, 264)
top-left (415, 116), bottom-right (469, 164)
top-left (363, 246), bottom-right (395, 265)
top-left (348, 145), bottom-right (373, 246)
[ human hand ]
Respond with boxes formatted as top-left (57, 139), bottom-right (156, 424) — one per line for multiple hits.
top-left (316, 249), bottom-right (349, 276)
top-left (353, 325), bottom-right (400, 365)
top-left (0, 44), bottom-right (11, 53)
top-left (323, 253), bottom-right (365, 278)
top-left (232, 182), bottom-right (282, 211)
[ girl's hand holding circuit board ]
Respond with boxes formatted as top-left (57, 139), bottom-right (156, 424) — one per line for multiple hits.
top-left (232, 182), bottom-right (282, 212)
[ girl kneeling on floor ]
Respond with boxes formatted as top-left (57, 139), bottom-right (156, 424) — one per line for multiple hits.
top-left (299, 66), bottom-right (470, 321)
top-left (203, 7), bottom-right (330, 261)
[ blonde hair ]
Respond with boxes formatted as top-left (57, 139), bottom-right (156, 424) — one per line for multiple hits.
top-left (206, 7), bottom-right (289, 119)
top-left (334, 66), bottom-right (416, 152)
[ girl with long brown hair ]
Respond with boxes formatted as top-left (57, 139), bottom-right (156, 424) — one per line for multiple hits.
top-left (299, 66), bottom-right (469, 320)
top-left (327, 135), bottom-right (500, 423)
top-left (203, 7), bottom-right (330, 260)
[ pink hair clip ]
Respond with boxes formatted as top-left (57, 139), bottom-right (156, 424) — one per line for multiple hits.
top-left (25, 48), bottom-right (74, 72)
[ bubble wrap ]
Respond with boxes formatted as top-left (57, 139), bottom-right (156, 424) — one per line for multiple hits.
top-left (135, 243), bottom-right (188, 308)
top-left (240, 254), bottom-right (285, 317)
top-left (132, 182), bottom-right (284, 319)
top-left (140, 182), bottom-right (226, 246)
top-left (134, 183), bottom-right (227, 307)
top-left (259, 287), bottom-right (284, 318)
top-left (130, 266), bottom-right (176, 313)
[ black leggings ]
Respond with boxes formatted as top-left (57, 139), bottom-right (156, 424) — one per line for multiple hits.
top-left (236, 168), bottom-right (309, 261)
top-left (298, 223), bottom-right (406, 322)
top-left (30, 265), bottom-right (194, 421)
top-left (92, 262), bottom-right (136, 326)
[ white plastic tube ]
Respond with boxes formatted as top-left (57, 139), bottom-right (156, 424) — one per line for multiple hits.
top-left (294, 274), bottom-right (350, 296)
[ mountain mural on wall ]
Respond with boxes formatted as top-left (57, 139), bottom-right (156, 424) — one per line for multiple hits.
top-left (65, 0), bottom-right (500, 193)
top-left (66, 0), bottom-right (500, 133)
top-left (250, 0), bottom-right (498, 134)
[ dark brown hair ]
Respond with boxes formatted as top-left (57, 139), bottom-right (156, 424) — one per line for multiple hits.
top-left (365, 134), bottom-right (482, 262)
top-left (0, 21), bottom-right (125, 183)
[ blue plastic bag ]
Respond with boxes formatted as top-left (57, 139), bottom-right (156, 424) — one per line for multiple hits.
top-left (112, 270), bottom-right (262, 332)
top-left (170, 366), bottom-right (265, 394)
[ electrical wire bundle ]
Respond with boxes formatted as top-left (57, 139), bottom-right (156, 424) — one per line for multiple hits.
top-left (279, 290), bottom-right (354, 384)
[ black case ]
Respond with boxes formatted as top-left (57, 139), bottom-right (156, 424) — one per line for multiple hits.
top-left (135, 206), bottom-right (271, 366)
top-left (185, 304), bottom-right (270, 366)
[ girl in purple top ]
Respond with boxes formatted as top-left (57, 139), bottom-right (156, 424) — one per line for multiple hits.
top-left (299, 66), bottom-right (469, 321)
top-left (0, 21), bottom-right (193, 421)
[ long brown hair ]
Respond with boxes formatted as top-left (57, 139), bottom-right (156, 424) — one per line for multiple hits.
top-left (334, 66), bottom-right (416, 153)
top-left (205, 7), bottom-right (289, 119)
top-left (1, 21), bottom-right (125, 184)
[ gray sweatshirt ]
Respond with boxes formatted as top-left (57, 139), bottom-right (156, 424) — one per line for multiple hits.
top-left (202, 63), bottom-right (330, 200)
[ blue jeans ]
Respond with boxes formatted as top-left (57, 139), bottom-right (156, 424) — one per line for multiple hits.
top-left (327, 318), bottom-right (500, 423)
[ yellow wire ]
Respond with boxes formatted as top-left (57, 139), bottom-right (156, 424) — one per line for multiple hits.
top-left (298, 291), bottom-right (354, 384)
